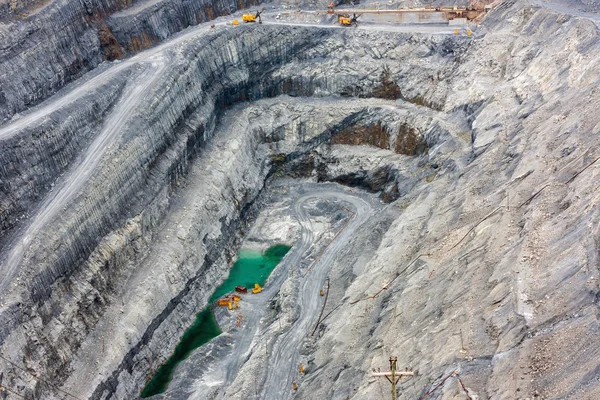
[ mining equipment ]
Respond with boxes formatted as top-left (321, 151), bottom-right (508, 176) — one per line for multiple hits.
top-left (242, 8), bottom-right (265, 24)
top-left (319, 5), bottom-right (483, 24)
top-left (339, 13), bottom-right (359, 27)
top-left (251, 283), bottom-right (263, 294)
top-left (218, 297), bottom-right (233, 309)
top-left (218, 294), bottom-right (241, 310)
top-left (235, 285), bottom-right (248, 293)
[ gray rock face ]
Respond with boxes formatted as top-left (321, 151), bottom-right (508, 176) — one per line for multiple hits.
top-left (0, 0), bottom-right (263, 122)
top-left (0, 67), bottom-right (132, 239)
top-left (0, 23), bottom-right (466, 399)
top-left (3, 0), bottom-right (600, 399)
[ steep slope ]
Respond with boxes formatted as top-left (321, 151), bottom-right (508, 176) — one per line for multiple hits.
top-left (0, 22), bottom-right (466, 399)
top-left (1, 0), bottom-right (600, 399)
top-left (0, 0), bottom-right (261, 122)
top-left (282, 3), bottom-right (600, 399)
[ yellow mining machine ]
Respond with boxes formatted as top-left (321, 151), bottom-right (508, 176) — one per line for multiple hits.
top-left (217, 294), bottom-right (241, 310)
top-left (338, 13), bottom-right (359, 27)
top-left (251, 283), bottom-right (263, 294)
top-left (242, 8), bottom-right (265, 24)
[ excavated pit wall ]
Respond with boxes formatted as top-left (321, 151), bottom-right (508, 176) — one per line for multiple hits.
top-left (1, 27), bottom-right (328, 397)
top-left (18, 3), bottom-right (600, 399)
top-left (0, 0), bottom-right (263, 122)
top-left (116, 3), bottom-right (600, 399)
top-left (0, 25), bottom-right (470, 399)
top-left (270, 105), bottom-right (449, 201)
top-left (283, 4), bottom-right (600, 400)
top-left (0, 67), bottom-right (134, 240)
top-left (87, 98), bottom-right (440, 400)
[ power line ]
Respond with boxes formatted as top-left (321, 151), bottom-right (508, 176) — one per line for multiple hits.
top-left (372, 357), bottom-right (414, 400)
top-left (419, 371), bottom-right (472, 400)
top-left (0, 354), bottom-right (83, 400)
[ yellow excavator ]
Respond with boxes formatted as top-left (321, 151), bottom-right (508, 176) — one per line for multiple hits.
top-left (242, 8), bottom-right (265, 24)
top-left (251, 283), bottom-right (263, 294)
top-left (339, 13), bottom-right (359, 27)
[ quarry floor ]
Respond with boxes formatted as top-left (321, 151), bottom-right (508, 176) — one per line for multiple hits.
top-left (155, 180), bottom-right (383, 399)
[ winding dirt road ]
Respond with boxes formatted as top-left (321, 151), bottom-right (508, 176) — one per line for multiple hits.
top-left (260, 189), bottom-right (374, 400)
top-left (171, 183), bottom-right (380, 399)
top-left (0, 61), bottom-right (165, 298)
top-left (166, 184), bottom-right (377, 400)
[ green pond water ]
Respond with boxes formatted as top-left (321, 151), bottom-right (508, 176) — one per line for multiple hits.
top-left (140, 244), bottom-right (291, 398)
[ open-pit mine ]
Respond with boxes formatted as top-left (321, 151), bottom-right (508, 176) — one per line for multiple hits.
top-left (1, 0), bottom-right (600, 399)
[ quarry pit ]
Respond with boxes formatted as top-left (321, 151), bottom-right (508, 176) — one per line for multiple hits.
top-left (2, 0), bottom-right (600, 399)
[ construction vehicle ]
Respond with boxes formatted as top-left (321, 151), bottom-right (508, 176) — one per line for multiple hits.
top-left (242, 8), bottom-right (265, 24)
top-left (232, 19), bottom-right (239, 25)
top-left (251, 283), bottom-right (262, 294)
top-left (235, 285), bottom-right (248, 294)
top-left (232, 295), bottom-right (241, 309)
top-left (339, 13), bottom-right (358, 27)
top-left (218, 297), bottom-right (234, 310)
top-left (218, 294), bottom-right (241, 310)
top-left (327, 1), bottom-right (334, 13)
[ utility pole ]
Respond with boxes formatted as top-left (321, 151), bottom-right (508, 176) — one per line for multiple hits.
top-left (372, 357), bottom-right (414, 400)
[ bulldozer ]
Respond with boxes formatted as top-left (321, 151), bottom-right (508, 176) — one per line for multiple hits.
top-left (242, 8), bottom-right (265, 24)
top-left (339, 13), bottom-right (359, 27)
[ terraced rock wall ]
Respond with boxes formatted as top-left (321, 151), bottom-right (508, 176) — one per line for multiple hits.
top-left (0, 0), bottom-right (261, 122)
top-left (0, 25), bottom-right (466, 399)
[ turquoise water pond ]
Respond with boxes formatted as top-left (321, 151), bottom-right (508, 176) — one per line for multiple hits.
top-left (141, 244), bottom-right (290, 397)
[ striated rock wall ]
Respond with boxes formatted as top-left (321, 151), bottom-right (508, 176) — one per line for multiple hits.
top-left (106, 0), bottom-right (262, 53)
top-left (0, 12), bottom-right (479, 399)
top-left (0, 0), bottom-right (263, 123)
top-left (0, 25), bottom-right (468, 399)
top-left (0, 26), bottom-right (326, 395)
top-left (285, 3), bottom-right (600, 400)
top-left (0, 67), bottom-right (133, 241)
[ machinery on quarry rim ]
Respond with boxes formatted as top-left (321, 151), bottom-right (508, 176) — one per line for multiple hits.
top-left (242, 8), bottom-right (265, 24)
top-left (323, 2), bottom-right (485, 25)
top-left (338, 13), bottom-right (359, 27)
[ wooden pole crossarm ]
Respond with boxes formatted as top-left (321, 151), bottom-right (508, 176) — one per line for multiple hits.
top-left (372, 371), bottom-right (415, 377)
top-left (372, 358), bottom-right (414, 400)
